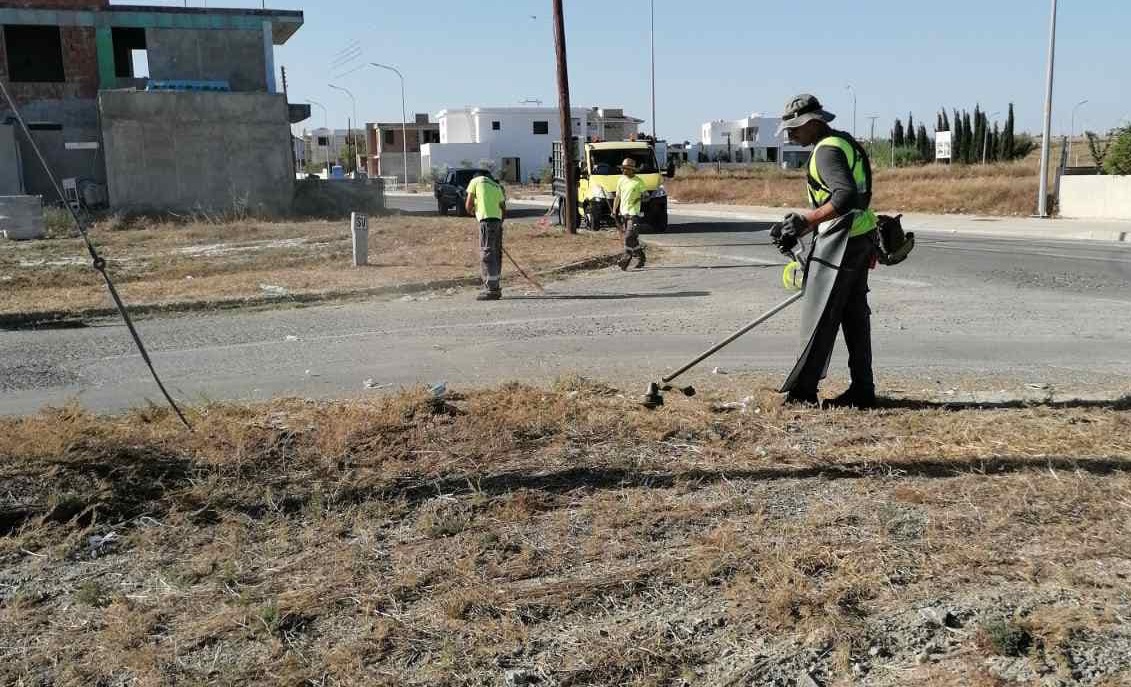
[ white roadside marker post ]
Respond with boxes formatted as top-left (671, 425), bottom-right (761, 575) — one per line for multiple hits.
top-left (351, 212), bottom-right (369, 267)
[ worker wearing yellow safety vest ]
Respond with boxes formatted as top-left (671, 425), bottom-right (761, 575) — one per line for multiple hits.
top-left (465, 171), bottom-right (507, 301)
top-left (771, 93), bottom-right (879, 409)
top-left (611, 157), bottom-right (647, 271)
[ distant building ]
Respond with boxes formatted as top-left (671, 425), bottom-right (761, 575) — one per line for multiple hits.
top-left (698, 113), bottom-right (811, 168)
top-left (303, 128), bottom-right (359, 169)
top-left (423, 106), bottom-right (644, 183)
top-left (0, 0), bottom-right (308, 214)
top-left (364, 114), bottom-right (439, 183)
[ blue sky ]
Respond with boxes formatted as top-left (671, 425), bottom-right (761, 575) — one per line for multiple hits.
top-left (119, 0), bottom-right (1128, 141)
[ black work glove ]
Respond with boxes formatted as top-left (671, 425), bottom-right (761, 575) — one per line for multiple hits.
top-left (771, 213), bottom-right (806, 256)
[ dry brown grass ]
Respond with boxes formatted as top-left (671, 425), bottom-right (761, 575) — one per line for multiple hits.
top-left (668, 159), bottom-right (1043, 216)
top-left (0, 213), bottom-right (620, 316)
top-left (1, 378), bottom-right (1129, 685)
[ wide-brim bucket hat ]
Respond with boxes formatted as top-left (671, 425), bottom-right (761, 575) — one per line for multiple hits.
top-left (776, 93), bottom-right (836, 136)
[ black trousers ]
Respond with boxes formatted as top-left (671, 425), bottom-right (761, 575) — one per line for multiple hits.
top-left (793, 232), bottom-right (875, 395)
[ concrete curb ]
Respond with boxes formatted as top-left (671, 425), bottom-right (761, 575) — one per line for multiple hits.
top-left (0, 253), bottom-right (624, 331)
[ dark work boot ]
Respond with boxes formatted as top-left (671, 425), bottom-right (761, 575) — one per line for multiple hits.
top-left (824, 386), bottom-right (877, 409)
top-left (634, 250), bottom-right (646, 269)
top-left (476, 290), bottom-right (501, 301)
top-left (617, 253), bottom-right (632, 271)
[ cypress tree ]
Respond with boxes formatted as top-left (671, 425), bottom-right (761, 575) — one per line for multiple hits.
top-left (991, 122), bottom-right (1001, 162)
top-left (907, 113), bottom-right (914, 146)
top-left (893, 119), bottom-right (905, 148)
top-left (952, 110), bottom-right (963, 163)
top-left (917, 124), bottom-right (930, 162)
top-left (972, 105), bottom-right (983, 162)
top-left (962, 111), bottom-right (974, 163)
top-left (1002, 103), bottom-right (1016, 160)
top-left (941, 109), bottom-right (950, 132)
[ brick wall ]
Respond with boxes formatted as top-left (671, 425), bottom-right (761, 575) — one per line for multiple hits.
top-left (0, 26), bottom-right (99, 104)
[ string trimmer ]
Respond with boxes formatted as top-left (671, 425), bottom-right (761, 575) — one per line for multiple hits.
top-left (641, 240), bottom-right (807, 409)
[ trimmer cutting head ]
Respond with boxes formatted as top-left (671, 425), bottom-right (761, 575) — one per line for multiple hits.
top-left (641, 382), bottom-right (665, 409)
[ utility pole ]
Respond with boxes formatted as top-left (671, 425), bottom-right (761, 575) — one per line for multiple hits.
top-left (845, 84), bottom-right (857, 138)
top-left (553, 0), bottom-right (577, 234)
top-left (650, 0), bottom-right (656, 140)
top-left (1037, 0), bottom-right (1057, 218)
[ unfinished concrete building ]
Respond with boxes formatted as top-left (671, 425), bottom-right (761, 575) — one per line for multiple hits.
top-left (0, 0), bottom-right (308, 215)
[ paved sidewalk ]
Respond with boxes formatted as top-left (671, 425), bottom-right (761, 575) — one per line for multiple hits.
top-left (386, 190), bottom-right (1130, 244)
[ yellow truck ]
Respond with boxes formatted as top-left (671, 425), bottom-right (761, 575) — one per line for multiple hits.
top-left (552, 139), bottom-right (670, 232)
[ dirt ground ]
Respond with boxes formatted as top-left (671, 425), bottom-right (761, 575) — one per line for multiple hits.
top-left (666, 161), bottom-right (1042, 217)
top-left (2, 376), bottom-right (1129, 686)
top-left (0, 213), bottom-right (621, 317)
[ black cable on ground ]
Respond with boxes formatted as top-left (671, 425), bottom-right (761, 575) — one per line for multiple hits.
top-left (1, 80), bottom-right (192, 431)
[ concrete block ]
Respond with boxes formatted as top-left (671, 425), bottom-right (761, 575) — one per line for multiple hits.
top-left (0, 195), bottom-right (45, 240)
top-left (1060, 175), bottom-right (1131, 221)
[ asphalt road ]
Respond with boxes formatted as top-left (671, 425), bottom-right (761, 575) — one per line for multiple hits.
top-left (3, 196), bottom-right (1130, 415)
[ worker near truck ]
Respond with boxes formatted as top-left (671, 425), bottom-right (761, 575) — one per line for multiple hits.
top-left (464, 171), bottom-right (507, 301)
top-left (611, 157), bottom-right (647, 270)
top-left (771, 93), bottom-right (879, 409)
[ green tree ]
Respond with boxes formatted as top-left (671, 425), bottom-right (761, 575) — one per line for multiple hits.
top-left (952, 110), bottom-right (964, 163)
top-left (962, 111), bottom-right (974, 163)
top-left (1002, 103), bottom-right (1016, 160)
top-left (917, 124), bottom-right (931, 162)
top-left (1102, 126), bottom-right (1131, 175)
top-left (893, 118), bottom-right (905, 148)
top-left (972, 105), bottom-right (984, 163)
top-left (907, 113), bottom-right (914, 145)
top-left (940, 109), bottom-right (950, 132)
top-left (990, 122), bottom-right (1001, 162)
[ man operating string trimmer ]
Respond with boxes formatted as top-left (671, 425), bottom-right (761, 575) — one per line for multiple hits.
top-left (772, 93), bottom-right (885, 409)
top-left (638, 94), bottom-right (912, 411)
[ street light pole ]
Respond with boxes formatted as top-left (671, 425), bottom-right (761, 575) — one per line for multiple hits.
top-left (983, 111), bottom-right (1000, 165)
top-left (307, 99), bottom-right (329, 177)
top-left (845, 84), bottom-right (856, 138)
top-left (328, 84), bottom-right (358, 174)
top-left (1069, 99), bottom-right (1088, 166)
top-left (371, 63), bottom-right (409, 188)
top-left (1037, 0), bottom-right (1058, 218)
top-left (650, 0), bottom-right (656, 140)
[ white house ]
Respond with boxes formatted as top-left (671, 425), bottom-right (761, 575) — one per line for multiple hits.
top-left (422, 106), bottom-right (643, 183)
top-left (697, 113), bottom-right (811, 168)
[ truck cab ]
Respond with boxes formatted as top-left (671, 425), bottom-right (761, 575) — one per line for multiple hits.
top-left (554, 140), bottom-right (670, 232)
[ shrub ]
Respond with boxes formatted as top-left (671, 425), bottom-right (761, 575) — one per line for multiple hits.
top-left (1102, 126), bottom-right (1131, 175)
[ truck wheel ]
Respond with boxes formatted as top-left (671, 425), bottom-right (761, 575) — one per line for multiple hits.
top-left (646, 209), bottom-right (668, 233)
top-left (457, 203), bottom-right (469, 217)
top-left (437, 200), bottom-right (448, 216)
top-left (585, 207), bottom-right (599, 230)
